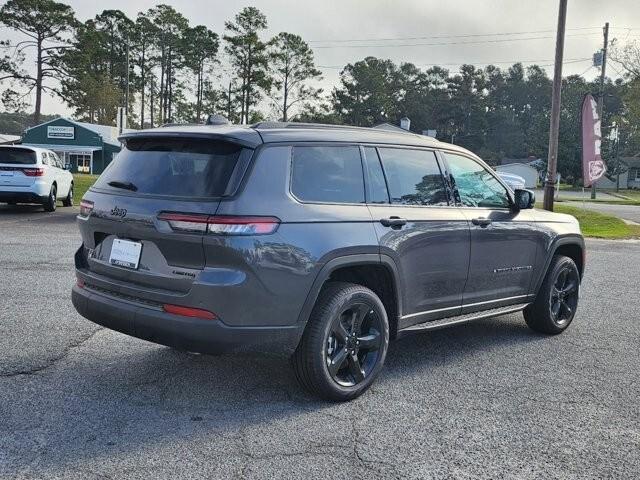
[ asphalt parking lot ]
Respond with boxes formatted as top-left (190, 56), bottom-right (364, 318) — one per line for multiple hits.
top-left (1, 206), bottom-right (639, 479)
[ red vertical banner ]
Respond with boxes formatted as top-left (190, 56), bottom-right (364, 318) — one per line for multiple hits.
top-left (582, 94), bottom-right (606, 187)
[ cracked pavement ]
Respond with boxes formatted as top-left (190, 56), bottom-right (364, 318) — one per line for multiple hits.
top-left (1, 205), bottom-right (639, 479)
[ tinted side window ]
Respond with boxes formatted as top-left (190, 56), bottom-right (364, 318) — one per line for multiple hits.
top-left (443, 153), bottom-right (510, 208)
top-left (362, 147), bottom-right (389, 204)
top-left (291, 146), bottom-right (364, 204)
top-left (378, 148), bottom-right (448, 206)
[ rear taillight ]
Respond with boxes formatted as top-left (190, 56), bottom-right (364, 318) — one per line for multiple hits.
top-left (158, 213), bottom-right (280, 236)
top-left (22, 167), bottom-right (45, 177)
top-left (157, 212), bottom-right (209, 233)
top-left (79, 199), bottom-right (94, 217)
top-left (162, 304), bottom-right (217, 320)
top-left (207, 216), bottom-right (280, 235)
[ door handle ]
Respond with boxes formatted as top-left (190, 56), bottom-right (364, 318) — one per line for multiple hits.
top-left (471, 217), bottom-right (492, 227)
top-left (380, 216), bottom-right (407, 229)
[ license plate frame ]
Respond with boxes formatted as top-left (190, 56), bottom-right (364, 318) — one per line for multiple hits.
top-left (109, 239), bottom-right (143, 270)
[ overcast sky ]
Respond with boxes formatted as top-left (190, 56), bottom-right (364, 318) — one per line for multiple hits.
top-left (2, 0), bottom-right (639, 117)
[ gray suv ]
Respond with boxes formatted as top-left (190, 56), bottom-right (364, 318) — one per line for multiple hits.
top-left (72, 122), bottom-right (584, 401)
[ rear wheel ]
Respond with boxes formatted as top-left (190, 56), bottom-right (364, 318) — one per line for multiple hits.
top-left (292, 282), bottom-right (389, 401)
top-left (524, 255), bottom-right (580, 334)
top-left (62, 183), bottom-right (73, 207)
top-left (43, 184), bottom-right (57, 212)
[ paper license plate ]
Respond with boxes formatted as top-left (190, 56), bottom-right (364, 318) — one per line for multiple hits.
top-left (109, 239), bottom-right (142, 269)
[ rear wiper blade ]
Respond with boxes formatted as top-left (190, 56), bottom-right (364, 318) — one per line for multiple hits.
top-left (107, 180), bottom-right (138, 191)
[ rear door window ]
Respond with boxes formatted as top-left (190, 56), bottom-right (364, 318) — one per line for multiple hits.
top-left (362, 147), bottom-right (389, 204)
top-left (94, 137), bottom-right (245, 197)
top-left (377, 148), bottom-right (448, 206)
top-left (291, 146), bottom-right (364, 204)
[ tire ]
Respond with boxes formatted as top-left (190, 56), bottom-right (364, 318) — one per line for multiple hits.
top-left (62, 183), bottom-right (73, 207)
top-left (292, 282), bottom-right (389, 401)
top-left (43, 184), bottom-right (57, 212)
top-left (524, 255), bottom-right (580, 334)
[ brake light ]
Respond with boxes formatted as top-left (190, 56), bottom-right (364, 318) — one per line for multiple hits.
top-left (163, 304), bottom-right (217, 320)
top-left (79, 199), bottom-right (94, 217)
top-left (207, 216), bottom-right (280, 235)
top-left (158, 212), bottom-right (280, 235)
top-left (157, 212), bottom-right (209, 233)
top-left (22, 167), bottom-right (45, 177)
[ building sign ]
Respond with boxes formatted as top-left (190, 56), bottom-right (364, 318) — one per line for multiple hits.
top-left (47, 125), bottom-right (74, 140)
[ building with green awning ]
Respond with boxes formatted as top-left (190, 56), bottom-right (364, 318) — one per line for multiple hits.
top-left (21, 117), bottom-right (133, 174)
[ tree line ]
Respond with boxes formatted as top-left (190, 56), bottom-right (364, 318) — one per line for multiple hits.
top-left (0, 1), bottom-right (322, 127)
top-left (305, 57), bottom-right (638, 182)
top-left (1, 0), bottom-right (639, 183)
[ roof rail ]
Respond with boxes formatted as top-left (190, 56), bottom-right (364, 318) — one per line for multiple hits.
top-left (251, 121), bottom-right (386, 133)
top-left (159, 122), bottom-right (201, 128)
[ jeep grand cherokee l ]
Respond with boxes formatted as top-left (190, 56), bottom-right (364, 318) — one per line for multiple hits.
top-left (71, 122), bottom-right (584, 401)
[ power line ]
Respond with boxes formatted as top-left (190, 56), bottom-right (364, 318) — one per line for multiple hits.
top-left (307, 26), bottom-right (602, 44)
top-left (310, 33), bottom-right (601, 49)
top-left (317, 57), bottom-right (591, 70)
top-left (577, 65), bottom-right (595, 77)
top-left (608, 62), bottom-right (626, 78)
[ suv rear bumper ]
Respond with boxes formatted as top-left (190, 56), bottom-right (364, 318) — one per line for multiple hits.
top-left (0, 191), bottom-right (48, 203)
top-left (71, 285), bottom-right (303, 356)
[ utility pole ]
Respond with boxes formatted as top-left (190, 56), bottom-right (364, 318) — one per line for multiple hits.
top-left (543, 0), bottom-right (568, 211)
top-left (591, 22), bottom-right (609, 199)
top-left (614, 125), bottom-right (620, 192)
top-left (227, 81), bottom-right (232, 119)
top-left (125, 37), bottom-right (130, 126)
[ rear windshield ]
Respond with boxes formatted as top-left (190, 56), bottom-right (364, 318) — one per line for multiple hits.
top-left (94, 137), bottom-right (243, 197)
top-left (0, 148), bottom-right (37, 165)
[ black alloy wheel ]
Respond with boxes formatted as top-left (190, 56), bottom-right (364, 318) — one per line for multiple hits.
top-left (292, 282), bottom-right (389, 401)
top-left (549, 264), bottom-right (579, 327)
top-left (524, 255), bottom-right (580, 334)
top-left (325, 301), bottom-right (383, 387)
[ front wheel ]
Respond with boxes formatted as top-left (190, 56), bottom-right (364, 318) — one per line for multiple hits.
top-left (524, 255), bottom-right (580, 334)
top-left (43, 184), bottom-right (57, 212)
top-left (62, 183), bottom-right (73, 207)
top-left (292, 282), bottom-right (389, 401)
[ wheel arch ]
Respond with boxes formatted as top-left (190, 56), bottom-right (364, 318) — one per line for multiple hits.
top-left (296, 254), bottom-right (402, 338)
top-left (533, 234), bottom-right (585, 295)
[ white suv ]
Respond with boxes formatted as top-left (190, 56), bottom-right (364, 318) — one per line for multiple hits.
top-left (0, 145), bottom-right (74, 212)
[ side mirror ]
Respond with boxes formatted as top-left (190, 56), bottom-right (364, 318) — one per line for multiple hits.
top-left (64, 163), bottom-right (71, 171)
top-left (514, 189), bottom-right (535, 210)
